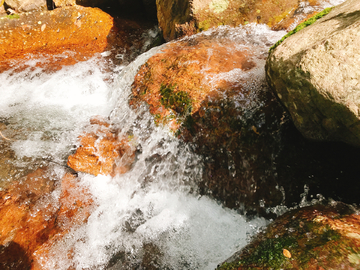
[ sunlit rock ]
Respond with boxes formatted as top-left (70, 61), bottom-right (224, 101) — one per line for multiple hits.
top-left (131, 25), bottom-right (360, 216)
top-left (52, 0), bottom-right (76, 7)
top-left (0, 168), bottom-right (57, 269)
top-left (218, 202), bottom-right (360, 269)
top-left (0, 166), bottom-right (97, 269)
top-left (0, 6), bottom-right (113, 72)
top-left (131, 26), bottom-right (288, 213)
top-left (4, 0), bottom-right (46, 12)
top-left (31, 172), bottom-right (95, 269)
top-left (156, 0), bottom-right (343, 41)
top-left (67, 116), bottom-right (136, 176)
top-left (267, 0), bottom-right (360, 147)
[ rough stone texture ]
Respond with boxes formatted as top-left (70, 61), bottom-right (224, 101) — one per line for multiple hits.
top-left (67, 116), bottom-right (136, 176)
top-left (4, 0), bottom-right (46, 12)
top-left (156, 0), bottom-right (340, 41)
top-left (0, 119), bottom-right (137, 269)
top-left (131, 27), bottom-right (360, 216)
top-left (218, 203), bottom-right (360, 269)
top-left (0, 168), bottom-right (93, 269)
top-left (0, 6), bottom-right (114, 72)
top-left (266, 0), bottom-right (360, 147)
top-left (52, 0), bottom-right (76, 7)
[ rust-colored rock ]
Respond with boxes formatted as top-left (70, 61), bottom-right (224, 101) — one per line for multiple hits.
top-left (131, 28), bottom-right (360, 216)
top-left (0, 167), bottom-right (95, 269)
top-left (132, 36), bottom-right (257, 130)
top-left (0, 168), bottom-right (57, 253)
top-left (218, 203), bottom-right (360, 269)
top-left (0, 6), bottom-right (113, 72)
top-left (131, 30), bottom-right (288, 212)
top-left (67, 116), bottom-right (136, 176)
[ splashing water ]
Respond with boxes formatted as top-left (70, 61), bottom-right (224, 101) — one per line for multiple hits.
top-left (0, 8), bottom-right (346, 267)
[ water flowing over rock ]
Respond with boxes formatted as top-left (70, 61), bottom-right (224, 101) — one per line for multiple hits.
top-left (218, 202), bottom-right (360, 269)
top-left (67, 116), bottom-right (136, 176)
top-left (0, 6), bottom-right (113, 71)
top-left (266, 0), bottom-right (360, 147)
top-left (156, 0), bottom-right (343, 41)
top-left (131, 25), bottom-right (360, 216)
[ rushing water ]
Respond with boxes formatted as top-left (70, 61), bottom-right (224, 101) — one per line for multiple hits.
top-left (0, 27), bottom-right (271, 269)
top-left (0, 1), bottom-right (348, 267)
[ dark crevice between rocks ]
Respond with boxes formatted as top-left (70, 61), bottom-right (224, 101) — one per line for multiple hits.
top-left (46, 0), bottom-right (56, 10)
top-left (0, 242), bottom-right (31, 270)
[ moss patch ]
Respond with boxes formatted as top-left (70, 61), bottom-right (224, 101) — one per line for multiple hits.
top-left (218, 216), bottom-right (348, 270)
top-left (269, 7), bottom-right (334, 52)
top-left (6, 14), bottom-right (20, 19)
top-left (160, 83), bottom-right (192, 117)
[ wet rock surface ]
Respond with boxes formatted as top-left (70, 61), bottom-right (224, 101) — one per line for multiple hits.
top-left (67, 116), bottom-right (136, 176)
top-left (131, 26), bottom-right (360, 216)
top-left (266, 0), bottom-right (360, 147)
top-left (156, 0), bottom-right (342, 41)
top-left (0, 167), bottom-right (94, 269)
top-left (0, 6), bottom-right (113, 72)
top-left (218, 202), bottom-right (360, 269)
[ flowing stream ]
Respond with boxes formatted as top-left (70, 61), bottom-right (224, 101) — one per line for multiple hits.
top-left (0, 1), bottom-right (347, 267)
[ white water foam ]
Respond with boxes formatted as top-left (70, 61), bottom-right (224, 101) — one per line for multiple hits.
top-left (0, 57), bottom-right (119, 164)
top-left (1, 40), bottom-right (268, 269)
top-left (1, 18), bottom-right (337, 268)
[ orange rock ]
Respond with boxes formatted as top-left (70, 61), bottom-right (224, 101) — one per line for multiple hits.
top-left (0, 6), bottom-right (113, 72)
top-left (67, 117), bottom-right (135, 176)
top-left (131, 36), bottom-right (257, 131)
top-left (0, 166), bottom-right (98, 269)
top-left (0, 168), bottom-right (58, 268)
top-left (31, 172), bottom-right (95, 269)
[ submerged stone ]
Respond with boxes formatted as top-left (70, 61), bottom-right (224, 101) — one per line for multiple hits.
top-left (67, 116), bottom-right (136, 176)
top-left (218, 202), bottom-right (360, 269)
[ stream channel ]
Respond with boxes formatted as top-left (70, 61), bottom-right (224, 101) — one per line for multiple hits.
top-left (0, 1), bottom-right (356, 268)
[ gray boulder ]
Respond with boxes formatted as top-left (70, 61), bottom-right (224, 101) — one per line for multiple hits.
top-left (266, 0), bottom-right (360, 147)
top-left (5, 0), bottom-right (46, 12)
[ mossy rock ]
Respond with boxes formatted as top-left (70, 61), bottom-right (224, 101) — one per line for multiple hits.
top-left (218, 203), bottom-right (360, 269)
top-left (269, 7), bottom-right (334, 52)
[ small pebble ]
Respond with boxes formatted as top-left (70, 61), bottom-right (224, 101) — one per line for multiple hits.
top-left (38, 21), bottom-right (41, 24)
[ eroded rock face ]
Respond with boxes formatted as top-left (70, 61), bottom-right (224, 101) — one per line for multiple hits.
top-left (156, 0), bottom-right (341, 41)
top-left (266, 0), bottom-right (360, 147)
top-left (0, 6), bottom-right (113, 72)
top-left (67, 116), bottom-right (136, 176)
top-left (218, 203), bottom-right (360, 269)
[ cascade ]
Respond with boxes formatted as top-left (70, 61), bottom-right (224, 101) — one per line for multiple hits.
top-left (0, 0), bottom-right (349, 267)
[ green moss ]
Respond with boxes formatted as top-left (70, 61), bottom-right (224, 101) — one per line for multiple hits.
top-left (159, 83), bottom-right (192, 117)
top-left (218, 218), bottom-right (344, 270)
top-left (199, 20), bottom-right (211, 31)
top-left (269, 7), bottom-right (334, 52)
top-left (242, 237), bottom-right (297, 268)
top-left (6, 14), bottom-right (20, 19)
top-left (182, 115), bottom-right (196, 135)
